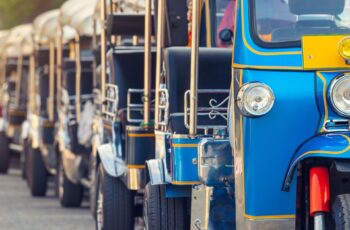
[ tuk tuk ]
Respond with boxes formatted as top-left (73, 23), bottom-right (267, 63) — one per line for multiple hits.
top-left (56, 0), bottom-right (97, 207)
top-left (94, 0), bottom-right (154, 228)
top-left (23, 9), bottom-right (72, 197)
top-left (230, 0), bottom-right (350, 229)
top-left (0, 24), bottom-right (33, 174)
top-left (141, 0), bottom-right (234, 229)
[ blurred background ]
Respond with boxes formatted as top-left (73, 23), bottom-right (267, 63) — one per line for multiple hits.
top-left (0, 0), bottom-right (65, 29)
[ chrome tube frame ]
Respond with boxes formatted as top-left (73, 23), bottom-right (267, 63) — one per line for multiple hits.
top-left (127, 88), bottom-right (155, 124)
top-left (156, 88), bottom-right (169, 129)
top-left (189, 0), bottom-right (201, 136)
top-left (103, 83), bottom-right (118, 122)
top-left (143, 0), bottom-right (152, 125)
top-left (184, 89), bottom-right (230, 132)
top-left (154, 0), bottom-right (165, 129)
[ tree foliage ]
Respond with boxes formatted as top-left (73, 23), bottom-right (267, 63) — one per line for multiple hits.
top-left (0, 0), bottom-right (66, 30)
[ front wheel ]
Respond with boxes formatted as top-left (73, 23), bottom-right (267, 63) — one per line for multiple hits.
top-left (143, 183), bottom-right (190, 230)
top-left (96, 165), bottom-right (135, 230)
top-left (28, 146), bottom-right (48, 197)
top-left (0, 132), bottom-right (10, 174)
top-left (58, 160), bottom-right (83, 207)
top-left (332, 194), bottom-right (350, 230)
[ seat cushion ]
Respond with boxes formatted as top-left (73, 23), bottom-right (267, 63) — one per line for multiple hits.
top-left (164, 47), bottom-right (232, 134)
top-left (107, 49), bottom-right (156, 110)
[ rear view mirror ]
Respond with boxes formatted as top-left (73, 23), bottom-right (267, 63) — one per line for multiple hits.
top-left (219, 28), bottom-right (233, 44)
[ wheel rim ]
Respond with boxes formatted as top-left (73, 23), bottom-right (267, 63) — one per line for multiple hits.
top-left (96, 175), bottom-right (104, 230)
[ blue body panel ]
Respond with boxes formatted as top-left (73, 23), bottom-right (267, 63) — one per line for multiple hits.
top-left (170, 137), bottom-right (201, 184)
top-left (239, 69), bottom-right (320, 217)
top-left (232, 0), bottom-right (350, 219)
top-left (283, 133), bottom-right (350, 190)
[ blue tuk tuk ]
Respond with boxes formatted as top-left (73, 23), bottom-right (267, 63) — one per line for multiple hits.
top-left (231, 0), bottom-right (350, 229)
top-left (144, 0), bottom-right (235, 229)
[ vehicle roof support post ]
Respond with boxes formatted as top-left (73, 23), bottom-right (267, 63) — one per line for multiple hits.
top-left (154, 0), bottom-right (165, 130)
top-left (28, 50), bottom-right (35, 113)
top-left (49, 39), bottom-right (55, 121)
top-left (100, 0), bottom-right (107, 115)
top-left (15, 42), bottom-right (23, 109)
top-left (56, 24), bottom-right (63, 109)
top-left (75, 32), bottom-right (81, 123)
top-left (189, 0), bottom-right (200, 137)
top-left (143, 0), bottom-right (152, 126)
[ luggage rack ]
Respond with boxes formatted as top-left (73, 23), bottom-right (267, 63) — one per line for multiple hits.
top-left (184, 89), bottom-right (230, 133)
top-left (127, 88), bottom-right (155, 123)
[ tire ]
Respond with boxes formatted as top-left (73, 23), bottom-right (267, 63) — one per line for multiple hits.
top-left (28, 146), bottom-right (48, 197)
top-left (96, 165), bottom-right (135, 230)
top-left (89, 154), bottom-right (101, 220)
top-left (0, 132), bottom-right (10, 174)
top-left (143, 183), bottom-right (189, 230)
top-left (58, 160), bottom-right (83, 207)
top-left (332, 194), bottom-right (350, 230)
top-left (21, 139), bottom-right (29, 179)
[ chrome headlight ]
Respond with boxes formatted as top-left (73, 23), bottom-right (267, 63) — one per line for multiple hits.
top-left (237, 82), bottom-right (275, 117)
top-left (330, 74), bottom-right (350, 117)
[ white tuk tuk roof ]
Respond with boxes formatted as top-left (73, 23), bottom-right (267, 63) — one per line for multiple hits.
top-left (33, 9), bottom-right (60, 45)
top-left (69, 0), bottom-right (99, 36)
top-left (6, 24), bottom-right (33, 57)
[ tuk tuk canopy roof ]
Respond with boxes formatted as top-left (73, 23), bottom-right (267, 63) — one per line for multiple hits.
top-left (0, 31), bottom-right (9, 49)
top-left (59, 0), bottom-right (99, 37)
top-left (69, 0), bottom-right (99, 36)
top-left (6, 24), bottom-right (33, 57)
top-left (33, 9), bottom-right (60, 45)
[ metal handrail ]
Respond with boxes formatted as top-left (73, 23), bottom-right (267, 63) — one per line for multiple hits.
top-left (103, 83), bottom-right (119, 122)
top-left (127, 88), bottom-right (155, 123)
top-left (184, 89), bottom-right (230, 133)
top-left (155, 88), bottom-right (169, 128)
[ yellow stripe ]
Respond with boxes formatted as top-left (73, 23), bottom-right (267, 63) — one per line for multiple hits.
top-left (232, 63), bottom-right (303, 71)
top-left (172, 144), bottom-right (198, 148)
top-left (127, 133), bottom-right (155, 138)
top-left (316, 72), bottom-right (329, 132)
top-left (244, 213), bottom-right (296, 220)
top-left (127, 165), bottom-right (145, 169)
top-left (172, 181), bottom-right (200, 185)
top-left (240, 0), bottom-right (301, 56)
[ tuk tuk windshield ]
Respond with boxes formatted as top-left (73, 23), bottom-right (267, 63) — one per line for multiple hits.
top-left (252, 0), bottom-right (350, 46)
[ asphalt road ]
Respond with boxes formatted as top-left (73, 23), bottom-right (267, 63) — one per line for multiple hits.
top-left (0, 169), bottom-right (94, 230)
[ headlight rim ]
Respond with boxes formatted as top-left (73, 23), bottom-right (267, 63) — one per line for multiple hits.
top-left (329, 73), bottom-right (350, 118)
top-left (236, 82), bottom-right (275, 118)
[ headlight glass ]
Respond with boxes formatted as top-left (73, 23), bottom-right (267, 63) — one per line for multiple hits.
top-left (330, 74), bottom-right (350, 117)
top-left (237, 82), bottom-right (275, 117)
top-left (339, 37), bottom-right (350, 60)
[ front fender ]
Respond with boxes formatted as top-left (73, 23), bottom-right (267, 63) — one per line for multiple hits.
top-left (97, 143), bottom-right (125, 178)
top-left (283, 132), bottom-right (350, 191)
